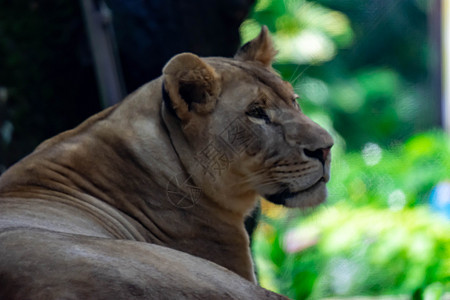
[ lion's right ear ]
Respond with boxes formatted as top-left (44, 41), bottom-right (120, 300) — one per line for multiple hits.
top-left (234, 26), bottom-right (277, 67)
top-left (162, 53), bottom-right (221, 122)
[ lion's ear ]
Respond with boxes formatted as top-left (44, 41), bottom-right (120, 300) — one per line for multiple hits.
top-left (162, 53), bottom-right (221, 121)
top-left (234, 25), bottom-right (277, 67)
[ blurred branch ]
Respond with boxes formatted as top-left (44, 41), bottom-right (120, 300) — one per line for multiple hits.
top-left (441, 0), bottom-right (450, 132)
top-left (80, 0), bottom-right (126, 107)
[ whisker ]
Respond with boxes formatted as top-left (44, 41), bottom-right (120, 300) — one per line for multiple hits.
top-left (228, 171), bottom-right (266, 187)
top-left (230, 174), bottom-right (267, 187)
top-left (229, 169), bottom-right (276, 187)
top-left (238, 176), bottom-right (282, 189)
top-left (288, 63), bottom-right (302, 83)
top-left (291, 64), bottom-right (312, 84)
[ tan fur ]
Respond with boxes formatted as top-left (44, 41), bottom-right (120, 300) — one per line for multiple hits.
top-left (235, 26), bottom-right (278, 67)
top-left (0, 27), bottom-right (332, 299)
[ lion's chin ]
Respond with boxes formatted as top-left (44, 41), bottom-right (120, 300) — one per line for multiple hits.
top-left (265, 179), bottom-right (327, 209)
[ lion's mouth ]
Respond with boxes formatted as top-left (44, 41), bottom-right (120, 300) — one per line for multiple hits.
top-left (265, 177), bottom-right (326, 205)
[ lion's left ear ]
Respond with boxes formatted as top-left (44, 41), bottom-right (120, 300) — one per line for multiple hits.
top-left (163, 53), bottom-right (221, 121)
top-left (234, 26), bottom-right (277, 67)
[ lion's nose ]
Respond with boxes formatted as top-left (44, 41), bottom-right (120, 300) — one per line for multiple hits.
top-left (304, 146), bottom-right (332, 164)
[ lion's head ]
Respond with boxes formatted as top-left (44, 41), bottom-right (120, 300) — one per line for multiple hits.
top-left (162, 26), bottom-right (333, 214)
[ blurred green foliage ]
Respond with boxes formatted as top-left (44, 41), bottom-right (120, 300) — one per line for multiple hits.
top-left (242, 0), bottom-right (450, 299)
top-left (329, 131), bottom-right (450, 209)
top-left (254, 202), bottom-right (450, 299)
top-left (254, 131), bottom-right (450, 299)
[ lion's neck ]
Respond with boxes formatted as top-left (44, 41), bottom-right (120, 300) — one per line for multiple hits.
top-left (140, 192), bottom-right (256, 282)
top-left (142, 90), bottom-right (257, 281)
top-left (103, 164), bottom-right (256, 281)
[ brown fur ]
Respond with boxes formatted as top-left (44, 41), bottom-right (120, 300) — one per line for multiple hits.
top-left (0, 27), bottom-right (332, 299)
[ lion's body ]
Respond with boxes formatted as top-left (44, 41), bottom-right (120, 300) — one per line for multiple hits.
top-left (0, 27), bottom-right (332, 299)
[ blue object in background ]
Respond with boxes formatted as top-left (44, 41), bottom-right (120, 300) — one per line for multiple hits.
top-left (429, 181), bottom-right (450, 219)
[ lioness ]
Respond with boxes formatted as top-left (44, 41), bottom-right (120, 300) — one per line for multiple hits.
top-left (0, 27), bottom-right (332, 299)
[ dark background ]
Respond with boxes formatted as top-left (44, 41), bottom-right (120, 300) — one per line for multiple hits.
top-left (0, 0), bottom-right (254, 169)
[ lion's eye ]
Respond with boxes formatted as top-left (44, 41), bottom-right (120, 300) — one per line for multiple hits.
top-left (292, 94), bottom-right (301, 109)
top-left (246, 106), bottom-right (271, 124)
